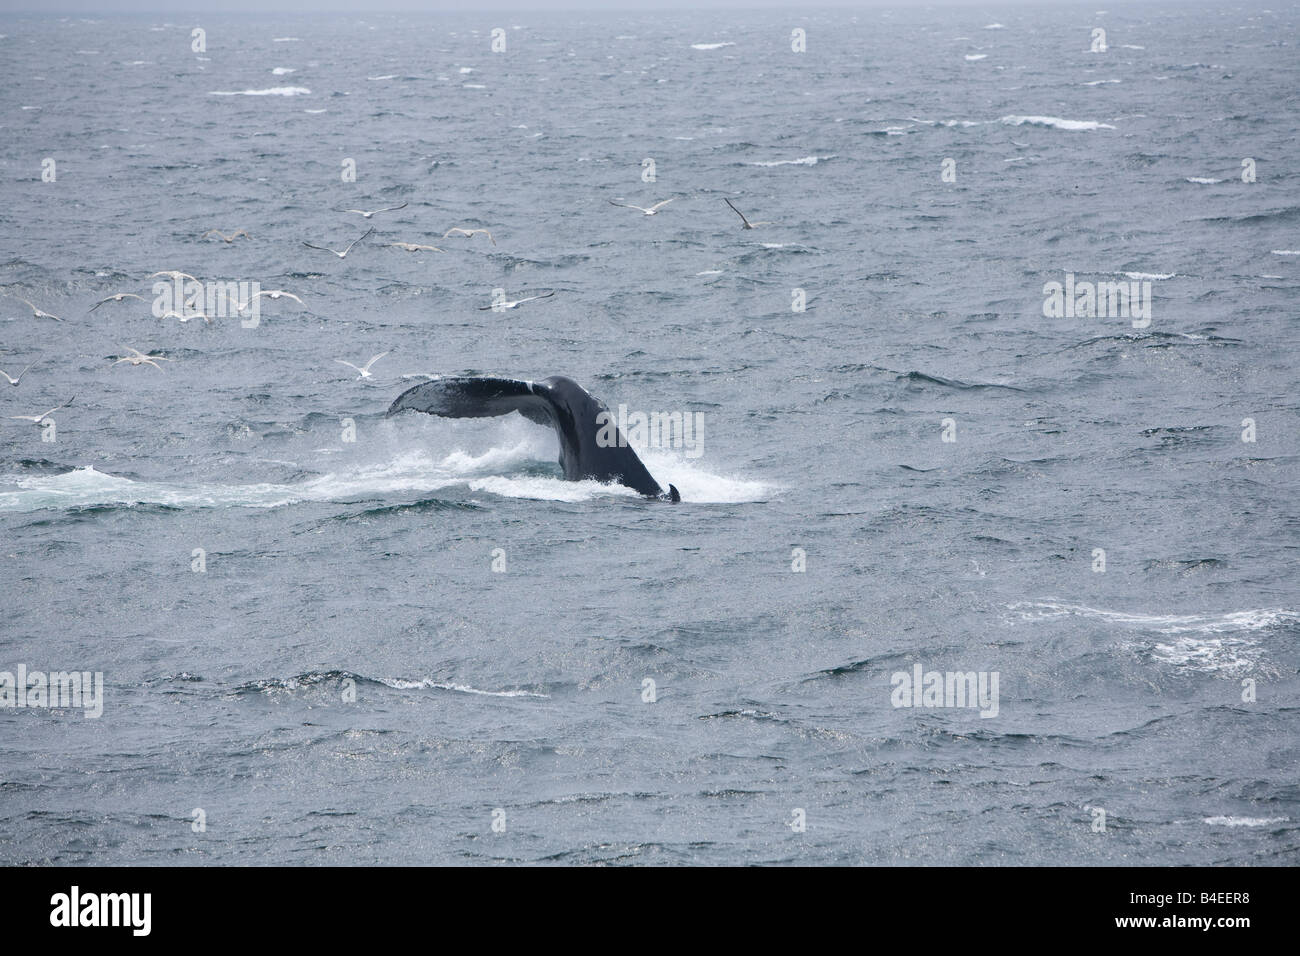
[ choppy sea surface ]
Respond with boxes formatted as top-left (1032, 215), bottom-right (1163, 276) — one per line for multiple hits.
top-left (1, 5), bottom-right (1297, 865)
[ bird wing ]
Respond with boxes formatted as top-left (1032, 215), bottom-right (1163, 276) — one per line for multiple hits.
top-left (343, 228), bottom-right (376, 254)
top-left (724, 198), bottom-right (749, 225)
top-left (42, 396), bottom-right (74, 417)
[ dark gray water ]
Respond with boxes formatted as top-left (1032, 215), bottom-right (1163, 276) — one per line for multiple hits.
top-left (1, 5), bottom-right (1298, 865)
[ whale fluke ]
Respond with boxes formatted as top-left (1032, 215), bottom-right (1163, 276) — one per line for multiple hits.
top-left (387, 375), bottom-right (680, 502)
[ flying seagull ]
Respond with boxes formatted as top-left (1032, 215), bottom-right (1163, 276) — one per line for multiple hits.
top-left (221, 292), bottom-right (255, 313)
top-left (16, 298), bottom-right (61, 321)
top-left (303, 227), bottom-right (374, 259)
top-left (389, 242), bottom-right (444, 252)
top-left (344, 202), bottom-right (408, 219)
top-left (255, 290), bottom-right (303, 305)
top-left (160, 309), bottom-right (212, 324)
top-left (114, 347), bottom-right (171, 371)
top-left (0, 361), bottom-right (37, 386)
top-left (202, 229), bottom-right (251, 243)
top-left (335, 351), bottom-right (389, 379)
top-left (724, 198), bottom-right (773, 229)
top-left (442, 227), bottom-right (496, 245)
top-left (608, 199), bottom-right (674, 216)
top-left (89, 292), bottom-right (144, 312)
top-left (9, 395), bottom-right (74, 424)
top-left (221, 289), bottom-right (303, 313)
top-left (479, 291), bottom-right (555, 311)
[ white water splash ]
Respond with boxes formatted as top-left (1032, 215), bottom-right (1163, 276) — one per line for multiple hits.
top-left (1008, 601), bottom-right (1298, 635)
top-left (209, 86), bottom-right (311, 96)
top-left (748, 155), bottom-right (834, 167)
top-left (1007, 601), bottom-right (1297, 673)
top-left (378, 677), bottom-right (548, 699)
top-left (1001, 114), bottom-right (1115, 131)
top-left (1203, 816), bottom-right (1287, 827)
top-left (0, 424), bottom-right (770, 511)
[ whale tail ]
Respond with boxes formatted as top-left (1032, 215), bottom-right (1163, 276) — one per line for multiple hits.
top-left (388, 375), bottom-right (679, 501)
top-left (387, 376), bottom-right (553, 425)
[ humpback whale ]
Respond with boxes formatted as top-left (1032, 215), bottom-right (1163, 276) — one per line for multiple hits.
top-left (388, 375), bottom-right (681, 502)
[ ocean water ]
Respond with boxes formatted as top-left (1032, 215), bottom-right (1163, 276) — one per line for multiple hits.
top-left (1, 5), bottom-right (1297, 865)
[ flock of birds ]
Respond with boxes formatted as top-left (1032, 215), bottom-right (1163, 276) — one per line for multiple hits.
top-left (3, 192), bottom-right (774, 423)
top-left (0, 203), bottom-right (502, 418)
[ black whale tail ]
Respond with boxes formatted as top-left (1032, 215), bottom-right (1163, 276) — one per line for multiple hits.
top-left (387, 375), bottom-right (680, 502)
